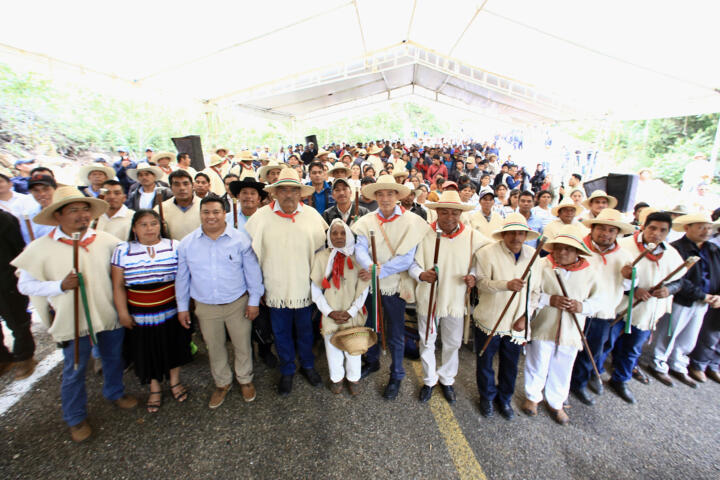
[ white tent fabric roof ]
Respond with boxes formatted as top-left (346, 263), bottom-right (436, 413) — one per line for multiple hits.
top-left (2, 0), bottom-right (719, 123)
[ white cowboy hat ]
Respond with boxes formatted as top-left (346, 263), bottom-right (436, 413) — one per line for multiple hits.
top-left (543, 224), bottom-right (592, 256)
top-left (491, 212), bottom-right (541, 241)
top-left (79, 164), bottom-right (116, 185)
top-left (207, 154), bottom-right (225, 167)
top-left (551, 197), bottom-right (584, 217)
top-left (672, 212), bottom-right (720, 232)
top-left (150, 151), bottom-right (175, 165)
top-left (328, 163), bottom-right (351, 177)
top-left (257, 162), bottom-right (288, 182)
top-left (361, 174), bottom-right (411, 200)
top-left (424, 190), bottom-right (475, 212)
top-left (127, 163), bottom-right (164, 181)
top-left (582, 190), bottom-right (618, 209)
top-left (314, 148), bottom-right (330, 159)
top-left (392, 169), bottom-right (410, 179)
top-left (33, 186), bottom-right (108, 226)
top-left (366, 145), bottom-right (383, 155)
top-left (582, 208), bottom-right (635, 235)
top-left (236, 151), bottom-right (255, 162)
top-left (263, 168), bottom-right (315, 196)
top-left (215, 147), bottom-right (229, 154)
top-left (667, 204), bottom-right (689, 215)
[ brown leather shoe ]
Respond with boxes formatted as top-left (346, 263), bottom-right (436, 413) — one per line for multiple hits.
top-left (0, 361), bottom-right (12, 378)
top-left (13, 358), bottom-right (38, 381)
top-left (347, 380), bottom-right (360, 396)
top-left (239, 382), bottom-right (256, 402)
top-left (113, 394), bottom-right (138, 409)
top-left (688, 368), bottom-right (707, 383)
top-left (209, 384), bottom-right (232, 409)
top-left (69, 420), bottom-right (92, 443)
top-left (329, 381), bottom-right (343, 394)
top-left (706, 369), bottom-right (720, 384)
top-left (648, 368), bottom-right (674, 387)
top-left (521, 398), bottom-right (538, 416)
top-left (549, 406), bottom-right (570, 426)
top-left (669, 370), bottom-right (698, 388)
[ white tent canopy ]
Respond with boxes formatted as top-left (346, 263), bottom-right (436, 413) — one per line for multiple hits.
top-left (2, 0), bottom-right (719, 124)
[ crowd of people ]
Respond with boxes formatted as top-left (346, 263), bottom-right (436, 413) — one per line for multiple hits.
top-left (0, 138), bottom-right (718, 444)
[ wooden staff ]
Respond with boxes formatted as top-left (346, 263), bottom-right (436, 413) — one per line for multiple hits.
top-left (553, 269), bottom-right (601, 380)
top-left (478, 237), bottom-right (545, 357)
top-left (155, 190), bottom-right (165, 224)
top-left (89, 188), bottom-right (108, 229)
top-left (24, 215), bottom-right (35, 241)
top-left (463, 230), bottom-right (474, 344)
top-left (72, 232), bottom-right (81, 370)
top-left (424, 229), bottom-right (443, 342)
top-left (630, 242), bottom-right (656, 267)
top-left (369, 230), bottom-right (386, 351)
top-left (353, 188), bottom-right (359, 222)
top-left (232, 197), bottom-right (238, 229)
top-left (610, 255), bottom-right (700, 327)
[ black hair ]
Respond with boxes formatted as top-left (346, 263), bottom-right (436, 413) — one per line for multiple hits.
top-left (360, 176), bottom-right (376, 186)
top-left (194, 172), bottom-right (210, 183)
top-left (535, 190), bottom-right (552, 201)
top-left (30, 166), bottom-right (54, 177)
top-left (571, 173), bottom-right (582, 181)
top-left (200, 194), bottom-right (225, 211)
top-left (644, 211), bottom-right (673, 229)
top-left (102, 179), bottom-right (122, 188)
top-left (518, 190), bottom-right (534, 200)
top-left (169, 169), bottom-right (193, 185)
top-left (223, 173), bottom-right (240, 182)
top-left (128, 209), bottom-right (169, 242)
top-left (177, 153), bottom-right (190, 162)
top-left (633, 202), bottom-right (650, 213)
top-left (308, 161), bottom-right (324, 172)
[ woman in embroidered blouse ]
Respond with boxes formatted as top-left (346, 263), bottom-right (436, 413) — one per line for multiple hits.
top-left (111, 209), bottom-right (192, 413)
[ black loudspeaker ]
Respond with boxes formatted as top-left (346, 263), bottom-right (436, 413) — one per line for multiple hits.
top-left (172, 135), bottom-right (205, 170)
top-left (305, 135), bottom-right (318, 147)
top-left (584, 173), bottom-right (638, 213)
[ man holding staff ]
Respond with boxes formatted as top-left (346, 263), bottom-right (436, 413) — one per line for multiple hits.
top-left (12, 186), bottom-right (137, 442)
top-left (410, 190), bottom-right (484, 404)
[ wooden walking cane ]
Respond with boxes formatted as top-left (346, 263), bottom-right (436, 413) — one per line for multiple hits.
top-left (155, 190), bottom-right (165, 224)
top-left (89, 188), bottom-right (108, 229)
top-left (369, 231), bottom-right (386, 351)
top-left (553, 269), bottom-right (601, 380)
top-left (610, 255), bottom-right (700, 327)
top-left (463, 230), bottom-right (474, 344)
top-left (478, 237), bottom-right (545, 357)
top-left (24, 215), bottom-right (35, 241)
top-left (232, 197), bottom-right (238, 229)
top-left (72, 232), bottom-right (81, 371)
top-left (353, 189), bottom-right (359, 224)
top-left (630, 243), bottom-right (656, 267)
top-left (424, 229), bottom-right (443, 343)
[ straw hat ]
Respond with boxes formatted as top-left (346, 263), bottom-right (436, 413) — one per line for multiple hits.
top-left (236, 151), bottom-right (255, 162)
top-left (257, 162), bottom-right (288, 182)
top-left (207, 154), bottom-right (225, 167)
top-left (215, 147), bottom-right (229, 155)
top-left (425, 190), bottom-right (475, 212)
top-left (672, 212), bottom-right (719, 232)
top-left (582, 208), bottom-right (634, 235)
top-left (582, 190), bottom-right (618, 209)
top-left (367, 145), bottom-right (382, 155)
top-left (79, 164), bottom-right (115, 184)
top-left (638, 207), bottom-right (659, 226)
top-left (327, 152), bottom-right (338, 161)
top-left (667, 204), bottom-right (689, 215)
top-left (551, 197), bottom-right (584, 217)
top-left (263, 168), bottom-right (315, 196)
top-left (328, 163), bottom-right (351, 177)
top-left (361, 174), bottom-right (411, 200)
top-left (330, 327), bottom-right (378, 356)
top-left (150, 151), bottom-right (175, 164)
top-left (127, 163), bottom-right (164, 181)
top-left (357, 148), bottom-right (367, 156)
top-left (314, 148), bottom-right (330, 159)
top-left (543, 224), bottom-right (592, 256)
top-left (33, 186), bottom-right (108, 226)
top-left (393, 169), bottom-right (409, 180)
top-left (491, 212), bottom-right (541, 241)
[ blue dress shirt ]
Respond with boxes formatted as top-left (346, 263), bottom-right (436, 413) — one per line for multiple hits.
top-left (354, 205), bottom-right (417, 279)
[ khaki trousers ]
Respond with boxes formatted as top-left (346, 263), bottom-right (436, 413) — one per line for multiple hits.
top-left (195, 295), bottom-right (253, 387)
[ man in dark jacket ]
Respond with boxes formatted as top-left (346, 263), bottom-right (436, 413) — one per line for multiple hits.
top-left (648, 213), bottom-right (720, 388)
top-left (322, 178), bottom-right (369, 227)
top-left (112, 148), bottom-right (137, 194)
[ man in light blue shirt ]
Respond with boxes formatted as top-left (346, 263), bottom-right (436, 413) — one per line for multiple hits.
top-left (518, 191), bottom-right (545, 248)
top-left (176, 195), bottom-right (264, 409)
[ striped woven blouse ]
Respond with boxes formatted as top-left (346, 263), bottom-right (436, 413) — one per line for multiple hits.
top-left (111, 238), bottom-right (178, 286)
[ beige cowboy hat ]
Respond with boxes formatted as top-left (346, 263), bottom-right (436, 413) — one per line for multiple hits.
top-left (667, 204), bottom-right (689, 215)
top-left (582, 190), bottom-right (618, 209)
top-left (425, 190), bottom-right (475, 212)
top-left (392, 169), bottom-right (409, 179)
top-left (327, 152), bottom-right (338, 161)
top-left (582, 208), bottom-right (635, 235)
top-left (543, 224), bottom-right (592, 256)
top-left (263, 168), bottom-right (315, 196)
top-left (79, 164), bottom-right (116, 184)
top-left (127, 163), bottom-right (164, 181)
top-left (366, 145), bottom-right (383, 155)
top-left (330, 327), bottom-right (378, 356)
top-left (314, 148), bottom-right (330, 159)
top-left (638, 207), bottom-right (659, 226)
top-left (328, 163), bottom-right (351, 177)
top-left (491, 212), bottom-right (541, 241)
top-left (215, 147), bottom-right (229, 155)
top-left (33, 186), bottom-right (108, 226)
top-left (207, 154), bottom-right (225, 167)
top-left (257, 162), bottom-right (288, 182)
top-left (357, 148), bottom-right (367, 156)
top-left (361, 174), bottom-right (411, 200)
top-left (150, 151), bottom-right (175, 165)
top-left (672, 212), bottom-right (720, 232)
top-left (551, 197), bottom-right (584, 217)
top-left (236, 151), bottom-right (255, 162)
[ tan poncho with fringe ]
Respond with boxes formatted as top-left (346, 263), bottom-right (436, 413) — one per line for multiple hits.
top-left (245, 202), bottom-right (328, 308)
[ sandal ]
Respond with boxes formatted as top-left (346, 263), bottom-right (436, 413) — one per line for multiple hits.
top-left (146, 391), bottom-right (162, 413)
top-left (632, 367), bottom-right (650, 385)
top-left (170, 383), bottom-right (189, 403)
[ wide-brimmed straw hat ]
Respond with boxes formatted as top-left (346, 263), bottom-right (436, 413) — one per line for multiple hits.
top-left (551, 197), bottom-right (584, 217)
top-left (228, 178), bottom-right (268, 200)
top-left (582, 208), bottom-right (635, 235)
top-left (544, 224), bottom-right (592, 256)
top-left (638, 207), bottom-right (659, 226)
top-left (667, 204), bottom-right (689, 215)
top-left (330, 327), bottom-right (378, 356)
top-left (33, 186), bottom-right (108, 226)
top-left (150, 151), bottom-right (175, 164)
top-left (367, 145), bottom-right (382, 155)
top-left (127, 163), bottom-right (164, 181)
top-left (361, 174), bottom-right (410, 200)
top-left (79, 164), bottom-right (116, 184)
top-left (215, 147), bottom-right (229, 154)
top-left (392, 169), bottom-right (409, 179)
top-left (263, 168), bottom-right (315, 196)
top-left (257, 161), bottom-right (288, 182)
top-left (491, 212), bottom-right (541, 241)
top-left (582, 190), bottom-right (618, 209)
top-left (236, 151), bottom-right (255, 162)
top-left (314, 148), bottom-right (330, 159)
top-left (425, 190), bottom-right (475, 212)
top-left (328, 163), bottom-right (351, 177)
top-left (672, 212), bottom-right (720, 232)
top-left (207, 154), bottom-right (225, 167)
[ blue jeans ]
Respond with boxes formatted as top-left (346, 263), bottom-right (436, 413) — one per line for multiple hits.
top-left (475, 329), bottom-right (522, 405)
top-left (571, 317), bottom-right (612, 391)
top-left (611, 322), bottom-right (651, 383)
top-left (270, 306), bottom-right (314, 376)
top-left (363, 294), bottom-right (407, 380)
top-left (61, 328), bottom-right (126, 427)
